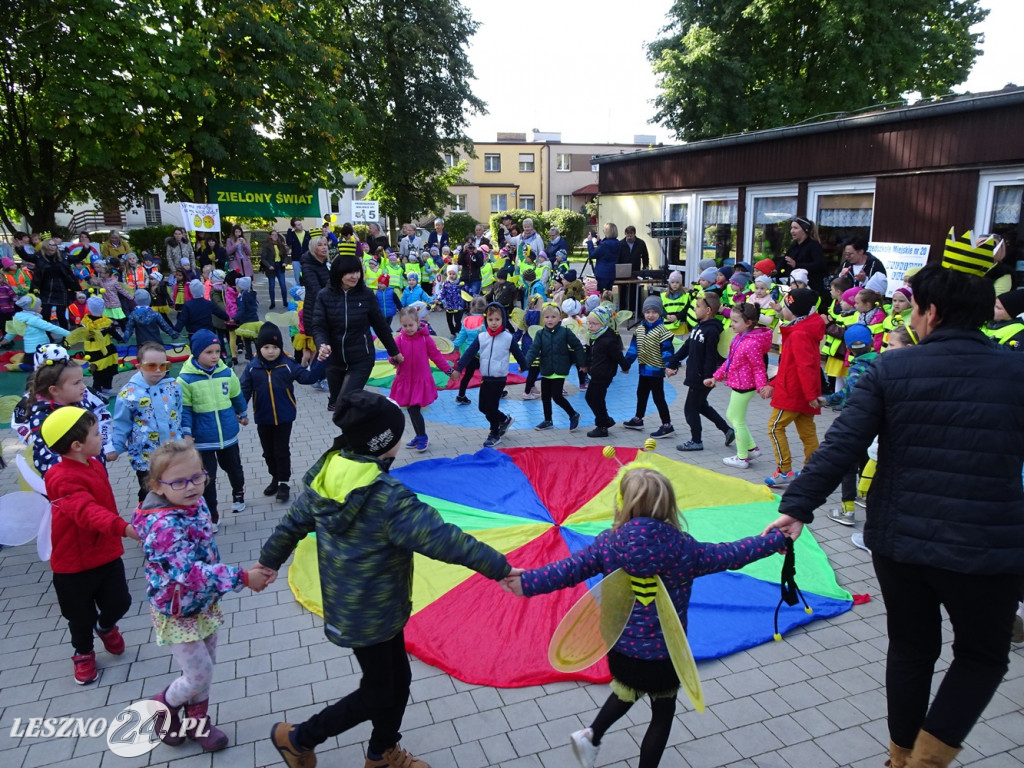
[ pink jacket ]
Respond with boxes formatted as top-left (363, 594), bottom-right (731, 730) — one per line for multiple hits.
top-left (713, 326), bottom-right (772, 391)
top-left (225, 286), bottom-right (239, 318)
top-left (389, 324), bottom-right (453, 408)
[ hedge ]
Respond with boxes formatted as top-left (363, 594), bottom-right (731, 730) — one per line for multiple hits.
top-left (487, 209), bottom-right (587, 254)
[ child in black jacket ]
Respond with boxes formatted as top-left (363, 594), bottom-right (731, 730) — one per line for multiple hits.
top-left (524, 304), bottom-right (586, 432)
top-left (239, 322), bottom-right (327, 503)
top-left (666, 293), bottom-right (734, 451)
top-left (583, 306), bottom-right (623, 438)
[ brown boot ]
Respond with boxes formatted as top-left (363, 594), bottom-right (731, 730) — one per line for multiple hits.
top-left (184, 699), bottom-right (228, 752)
top-left (363, 744), bottom-right (431, 768)
top-left (885, 739), bottom-right (913, 768)
top-left (906, 730), bottom-right (961, 768)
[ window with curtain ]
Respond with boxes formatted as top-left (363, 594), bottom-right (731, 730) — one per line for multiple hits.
top-left (751, 195), bottom-right (797, 261)
top-left (992, 185), bottom-right (1023, 226)
top-left (702, 199), bottom-right (737, 265)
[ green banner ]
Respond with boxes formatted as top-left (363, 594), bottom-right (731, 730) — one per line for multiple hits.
top-left (208, 178), bottom-right (319, 218)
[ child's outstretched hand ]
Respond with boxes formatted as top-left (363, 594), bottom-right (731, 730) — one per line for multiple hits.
top-left (124, 523), bottom-right (141, 542)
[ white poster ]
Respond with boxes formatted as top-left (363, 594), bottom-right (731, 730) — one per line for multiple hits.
top-left (868, 241), bottom-right (930, 297)
top-left (179, 202), bottom-right (222, 233)
top-left (351, 200), bottom-right (379, 223)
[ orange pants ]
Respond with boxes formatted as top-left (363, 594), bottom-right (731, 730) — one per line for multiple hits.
top-left (767, 408), bottom-right (818, 473)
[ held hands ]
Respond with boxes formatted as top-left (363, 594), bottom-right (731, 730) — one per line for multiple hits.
top-left (247, 563), bottom-right (278, 592)
top-left (758, 384), bottom-right (774, 400)
top-left (318, 344), bottom-right (332, 361)
top-left (392, 353), bottom-right (404, 365)
top-left (811, 397), bottom-right (827, 408)
top-left (501, 567), bottom-right (525, 597)
top-left (703, 377), bottom-right (715, 388)
top-left (124, 523), bottom-right (141, 542)
top-left (763, 514), bottom-right (804, 541)
top-left (664, 367), bottom-right (677, 378)
top-left (106, 451), bottom-right (119, 462)
top-left (237, 415), bottom-right (249, 426)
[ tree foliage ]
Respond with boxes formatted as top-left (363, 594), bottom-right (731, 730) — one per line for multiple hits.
top-left (648, 0), bottom-right (989, 141)
top-left (0, 0), bottom-right (164, 233)
top-left (335, 0), bottom-right (484, 225)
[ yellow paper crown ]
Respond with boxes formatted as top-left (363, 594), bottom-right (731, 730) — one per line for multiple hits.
top-left (941, 228), bottom-right (994, 277)
top-left (40, 406), bottom-right (89, 449)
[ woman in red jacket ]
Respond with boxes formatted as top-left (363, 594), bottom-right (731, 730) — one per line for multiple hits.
top-left (758, 288), bottom-right (825, 488)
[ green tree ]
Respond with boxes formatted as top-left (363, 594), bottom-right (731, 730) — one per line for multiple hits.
top-left (147, 0), bottom-right (363, 206)
top-left (0, 0), bottom-right (164, 233)
top-left (649, 0), bottom-right (988, 141)
top-left (334, 0), bottom-right (484, 233)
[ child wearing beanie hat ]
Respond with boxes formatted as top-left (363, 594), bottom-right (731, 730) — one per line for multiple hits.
top-left (985, 290), bottom-right (1024, 349)
top-left (239, 322), bottom-right (327, 503)
top-left (762, 287), bottom-right (825, 488)
top-left (259, 389), bottom-right (514, 768)
top-left (662, 271), bottom-right (689, 336)
top-left (583, 306), bottom-right (624, 437)
top-left (122, 288), bottom-right (177, 348)
top-left (1, 291), bottom-right (72, 356)
top-left (82, 295), bottom-right (123, 397)
top-left (622, 294), bottom-right (676, 437)
top-left (173, 276), bottom-right (230, 338)
top-left (177, 329), bottom-right (248, 522)
top-left (41, 406), bottom-right (138, 685)
top-left (231, 274), bottom-right (259, 360)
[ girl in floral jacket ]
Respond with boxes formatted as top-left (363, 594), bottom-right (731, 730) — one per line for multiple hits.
top-left (132, 442), bottom-right (269, 753)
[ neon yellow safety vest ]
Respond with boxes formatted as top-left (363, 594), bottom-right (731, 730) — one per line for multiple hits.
top-left (823, 311), bottom-right (859, 357)
top-left (364, 265), bottom-right (381, 290)
top-left (662, 292), bottom-right (688, 334)
top-left (480, 261), bottom-right (494, 290)
top-left (983, 320), bottom-right (1024, 349)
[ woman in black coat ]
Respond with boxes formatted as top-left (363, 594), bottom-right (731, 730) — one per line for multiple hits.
top-left (778, 217), bottom-right (826, 301)
top-left (28, 239), bottom-right (82, 329)
top-left (312, 254), bottom-right (401, 409)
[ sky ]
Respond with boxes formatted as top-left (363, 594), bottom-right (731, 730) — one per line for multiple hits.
top-left (460, 0), bottom-right (1024, 146)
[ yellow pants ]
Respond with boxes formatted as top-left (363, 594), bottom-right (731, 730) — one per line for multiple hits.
top-left (767, 408), bottom-right (818, 473)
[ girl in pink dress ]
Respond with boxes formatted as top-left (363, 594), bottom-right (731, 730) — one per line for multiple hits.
top-left (390, 305), bottom-right (456, 452)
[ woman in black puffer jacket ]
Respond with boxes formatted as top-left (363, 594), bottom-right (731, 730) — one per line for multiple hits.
top-left (312, 254), bottom-right (400, 409)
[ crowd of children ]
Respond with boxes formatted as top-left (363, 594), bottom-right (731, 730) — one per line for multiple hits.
top-left (5, 221), bottom-right (1024, 768)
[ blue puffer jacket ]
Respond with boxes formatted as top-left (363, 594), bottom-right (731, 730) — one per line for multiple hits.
top-left (234, 290), bottom-right (259, 323)
top-left (240, 354), bottom-right (327, 425)
top-left (123, 307), bottom-right (177, 346)
top-left (523, 518), bottom-right (786, 660)
top-left (779, 327), bottom-right (1024, 574)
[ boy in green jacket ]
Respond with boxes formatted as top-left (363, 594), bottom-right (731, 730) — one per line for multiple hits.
top-left (261, 390), bottom-right (513, 768)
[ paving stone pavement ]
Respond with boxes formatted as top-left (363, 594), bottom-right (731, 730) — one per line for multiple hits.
top-left (1, 288), bottom-right (1022, 768)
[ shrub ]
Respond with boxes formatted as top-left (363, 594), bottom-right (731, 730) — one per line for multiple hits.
top-left (544, 208), bottom-right (588, 254)
top-left (353, 224), bottom-right (370, 242)
top-left (124, 225), bottom-right (177, 257)
top-left (488, 210), bottom-right (548, 247)
top-left (443, 212), bottom-right (480, 246)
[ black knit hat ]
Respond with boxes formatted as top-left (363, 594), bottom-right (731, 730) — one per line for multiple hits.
top-left (784, 287), bottom-right (817, 318)
top-left (256, 322), bottom-right (283, 351)
top-left (333, 390), bottom-right (405, 456)
top-left (997, 290), bottom-right (1024, 319)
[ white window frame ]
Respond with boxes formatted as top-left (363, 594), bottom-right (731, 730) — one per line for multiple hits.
top-left (484, 153), bottom-right (501, 173)
top-left (518, 153), bottom-right (535, 173)
top-left (519, 195), bottom-right (535, 211)
top-left (663, 193), bottom-right (695, 280)
top-left (451, 194), bottom-right (467, 212)
top-left (555, 194), bottom-right (572, 210)
top-left (807, 178), bottom-right (876, 234)
top-left (591, 162), bottom-right (599, 173)
top-left (556, 153), bottom-right (571, 172)
top-left (444, 153), bottom-right (457, 168)
top-left (743, 184), bottom-right (799, 262)
top-left (490, 193), bottom-right (508, 213)
top-left (975, 167), bottom-right (1024, 234)
top-left (689, 188), bottom-right (739, 276)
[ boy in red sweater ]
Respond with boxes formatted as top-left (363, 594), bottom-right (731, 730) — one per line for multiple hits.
top-left (759, 288), bottom-right (825, 488)
top-left (42, 407), bottom-right (140, 684)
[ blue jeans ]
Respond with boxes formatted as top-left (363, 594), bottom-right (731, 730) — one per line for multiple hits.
top-left (291, 259), bottom-right (302, 286)
top-left (466, 280), bottom-right (481, 296)
top-left (267, 269), bottom-right (289, 306)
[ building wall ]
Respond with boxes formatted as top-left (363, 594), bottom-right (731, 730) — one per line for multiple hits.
top-left (873, 170), bottom-right (980, 247)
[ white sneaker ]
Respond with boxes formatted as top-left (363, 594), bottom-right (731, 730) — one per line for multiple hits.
top-left (231, 500), bottom-right (246, 513)
top-left (829, 508), bottom-right (855, 526)
top-left (850, 532), bottom-right (871, 554)
top-left (747, 446), bottom-right (761, 459)
top-left (521, 390), bottom-right (539, 400)
top-left (722, 455), bottom-right (750, 469)
top-left (570, 728), bottom-right (599, 768)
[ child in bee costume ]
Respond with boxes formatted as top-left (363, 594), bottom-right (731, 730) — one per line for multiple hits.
top-left (111, 341), bottom-right (184, 502)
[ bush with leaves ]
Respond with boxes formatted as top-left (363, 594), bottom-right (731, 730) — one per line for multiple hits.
top-left (443, 212), bottom-right (480, 247)
top-left (123, 225), bottom-right (178, 259)
top-left (488, 210), bottom-right (548, 247)
top-left (543, 209), bottom-right (588, 254)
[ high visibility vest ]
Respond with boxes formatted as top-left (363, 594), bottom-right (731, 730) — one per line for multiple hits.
top-left (881, 309), bottom-right (910, 348)
top-left (824, 311), bottom-right (859, 357)
top-left (662, 291), bottom-right (688, 334)
top-left (683, 286), bottom-right (704, 329)
top-left (983, 320), bottom-right (1024, 349)
top-left (364, 265), bottom-right (381, 290)
top-left (480, 261), bottom-right (494, 289)
top-left (125, 265), bottom-right (147, 292)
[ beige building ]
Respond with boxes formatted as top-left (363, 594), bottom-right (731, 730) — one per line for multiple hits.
top-left (444, 132), bottom-right (653, 223)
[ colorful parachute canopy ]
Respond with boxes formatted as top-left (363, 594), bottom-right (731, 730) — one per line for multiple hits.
top-left (287, 447), bottom-right (852, 688)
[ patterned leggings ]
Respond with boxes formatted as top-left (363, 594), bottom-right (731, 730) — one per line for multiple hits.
top-left (166, 633), bottom-right (218, 706)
